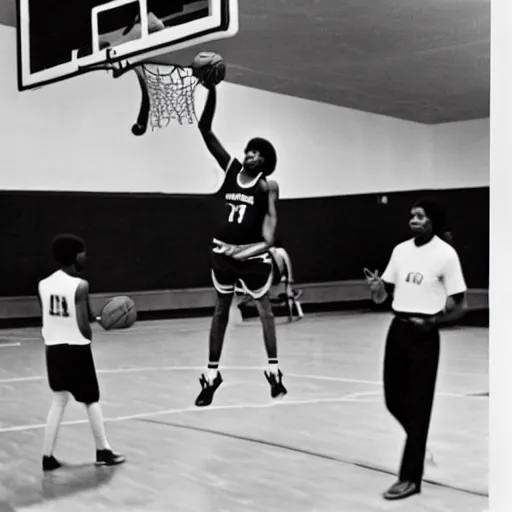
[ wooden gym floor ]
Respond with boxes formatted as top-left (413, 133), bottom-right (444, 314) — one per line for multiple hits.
top-left (0, 310), bottom-right (488, 512)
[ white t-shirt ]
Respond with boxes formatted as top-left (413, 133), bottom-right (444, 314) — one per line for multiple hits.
top-left (38, 270), bottom-right (90, 346)
top-left (382, 236), bottom-right (467, 315)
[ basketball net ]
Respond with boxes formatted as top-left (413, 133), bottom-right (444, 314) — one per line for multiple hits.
top-left (139, 63), bottom-right (199, 130)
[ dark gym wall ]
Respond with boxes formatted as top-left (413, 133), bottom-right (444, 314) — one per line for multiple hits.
top-left (0, 186), bottom-right (488, 297)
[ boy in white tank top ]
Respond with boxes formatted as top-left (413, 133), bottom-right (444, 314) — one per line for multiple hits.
top-left (38, 234), bottom-right (125, 471)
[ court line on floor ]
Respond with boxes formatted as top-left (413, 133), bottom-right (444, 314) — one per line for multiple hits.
top-left (0, 394), bottom-right (377, 434)
top-left (0, 365), bottom-right (374, 384)
top-left (0, 343), bottom-right (21, 348)
top-left (135, 417), bottom-right (488, 499)
top-left (0, 365), bottom-right (487, 399)
top-left (339, 390), bottom-right (382, 400)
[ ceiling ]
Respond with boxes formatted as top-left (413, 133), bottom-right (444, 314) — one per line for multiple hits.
top-left (0, 0), bottom-right (490, 124)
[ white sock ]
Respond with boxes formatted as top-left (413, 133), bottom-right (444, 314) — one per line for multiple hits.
top-left (268, 362), bottom-right (280, 375)
top-left (43, 392), bottom-right (69, 456)
top-left (206, 368), bottom-right (218, 383)
top-left (86, 403), bottom-right (112, 451)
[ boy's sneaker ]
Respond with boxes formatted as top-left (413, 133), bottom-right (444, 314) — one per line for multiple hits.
top-left (95, 449), bottom-right (125, 466)
top-left (42, 455), bottom-right (62, 471)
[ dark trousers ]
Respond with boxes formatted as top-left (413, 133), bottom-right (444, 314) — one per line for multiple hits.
top-left (383, 315), bottom-right (440, 486)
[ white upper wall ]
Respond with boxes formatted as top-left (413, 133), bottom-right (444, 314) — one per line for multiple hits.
top-left (431, 117), bottom-right (489, 188)
top-left (0, 26), bottom-right (489, 197)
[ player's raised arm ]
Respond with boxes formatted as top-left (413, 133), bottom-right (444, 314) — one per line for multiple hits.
top-left (75, 281), bottom-right (93, 341)
top-left (198, 87), bottom-right (231, 171)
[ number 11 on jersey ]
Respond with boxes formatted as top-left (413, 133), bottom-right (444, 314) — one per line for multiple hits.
top-left (49, 294), bottom-right (70, 317)
top-left (228, 203), bottom-right (247, 224)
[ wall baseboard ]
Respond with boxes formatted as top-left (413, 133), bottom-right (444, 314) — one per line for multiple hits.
top-left (0, 280), bottom-right (488, 321)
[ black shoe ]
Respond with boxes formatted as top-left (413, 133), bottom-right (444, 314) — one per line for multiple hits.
top-left (42, 455), bottom-right (62, 471)
top-left (195, 372), bottom-right (223, 407)
top-left (383, 480), bottom-right (420, 500)
top-left (264, 369), bottom-right (287, 398)
top-left (95, 449), bottom-right (126, 466)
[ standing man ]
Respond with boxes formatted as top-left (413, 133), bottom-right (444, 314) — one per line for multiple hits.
top-left (366, 198), bottom-right (467, 500)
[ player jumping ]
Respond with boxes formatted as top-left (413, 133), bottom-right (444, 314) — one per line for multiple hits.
top-left (195, 85), bottom-right (287, 407)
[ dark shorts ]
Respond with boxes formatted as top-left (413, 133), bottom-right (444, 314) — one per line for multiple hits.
top-left (211, 248), bottom-right (274, 299)
top-left (46, 343), bottom-right (100, 404)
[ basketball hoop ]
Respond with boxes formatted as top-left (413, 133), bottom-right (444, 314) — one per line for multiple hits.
top-left (147, 64), bottom-right (199, 128)
top-left (105, 48), bottom-right (225, 136)
top-left (133, 62), bottom-right (199, 135)
top-left (108, 57), bottom-right (200, 135)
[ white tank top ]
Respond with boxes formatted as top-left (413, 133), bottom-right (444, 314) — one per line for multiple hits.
top-left (38, 270), bottom-right (90, 346)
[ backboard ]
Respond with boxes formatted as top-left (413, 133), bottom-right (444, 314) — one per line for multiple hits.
top-left (15, 0), bottom-right (238, 91)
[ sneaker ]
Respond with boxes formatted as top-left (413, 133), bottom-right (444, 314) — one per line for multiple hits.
top-left (195, 372), bottom-right (223, 407)
top-left (95, 449), bottom-right (126, 466)
top-left (264, 369), bottom-right (287, 398)
top-left (42, 455), bottom-right (62, 471)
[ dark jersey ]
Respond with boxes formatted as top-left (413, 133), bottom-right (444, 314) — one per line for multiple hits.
top-left (215, 159), bottom-right (270, 245)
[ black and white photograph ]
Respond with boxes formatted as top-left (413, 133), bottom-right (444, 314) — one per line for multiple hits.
top-left (0, 0), bottom-right (508, 511)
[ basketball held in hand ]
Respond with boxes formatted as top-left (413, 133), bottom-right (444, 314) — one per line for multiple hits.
top-left (98, 296), bottom-right (137, 330)
top-left (191, 51), bottom-right (226, 88)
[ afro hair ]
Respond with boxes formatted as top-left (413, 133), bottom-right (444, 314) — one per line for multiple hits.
top-left (52, 234), bottom-right (86, 266)
top-left (245, 137), bottom-right (277, 176)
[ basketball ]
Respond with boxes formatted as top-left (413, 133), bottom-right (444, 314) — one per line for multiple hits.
top-left (191, 51), bottom-right (226, 87)
top-left (99, 296), bottom-right (137, 330)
